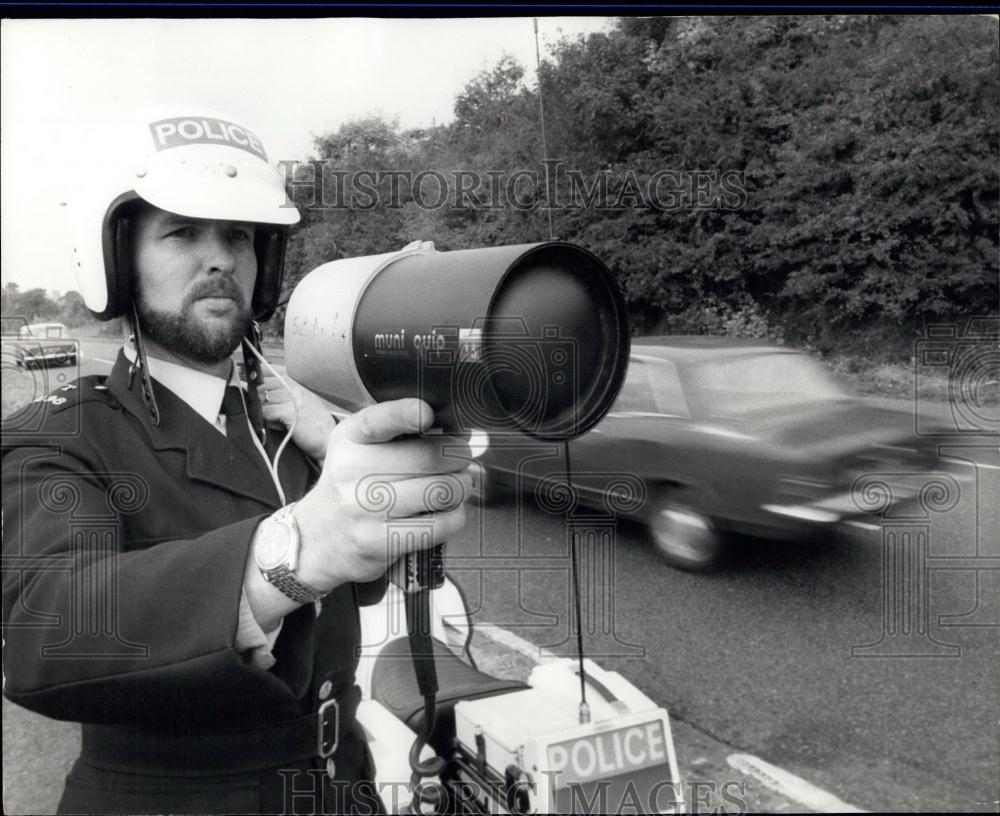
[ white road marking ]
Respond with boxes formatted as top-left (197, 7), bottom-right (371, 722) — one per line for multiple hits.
top-left (727, 753), bottom-right (867, 813)
top-left (476, 623), bottom-right (558, 661)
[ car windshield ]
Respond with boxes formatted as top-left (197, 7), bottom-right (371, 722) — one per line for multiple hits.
top-left (614, 358), bottom-right (691, 417)
top-left (692, 352), bottom-right (844, 419)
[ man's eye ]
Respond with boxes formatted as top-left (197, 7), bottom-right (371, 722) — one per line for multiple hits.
top-left (165, 226), bottom-right (194, 239)
top-left (227, 227), bottom-right (253, 242)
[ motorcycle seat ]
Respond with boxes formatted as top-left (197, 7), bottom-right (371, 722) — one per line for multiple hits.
top-left (370, 636), bottom-right (528, 742)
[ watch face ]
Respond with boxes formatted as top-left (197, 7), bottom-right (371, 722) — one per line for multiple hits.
top-left (255, 519), bottom-right (292, 571)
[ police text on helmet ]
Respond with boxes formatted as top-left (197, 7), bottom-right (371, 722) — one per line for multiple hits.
top-left (149, 117), bottom-right (267, 161)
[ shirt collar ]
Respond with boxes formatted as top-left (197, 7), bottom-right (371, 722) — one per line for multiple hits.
top-left (122, 345), bottom-right (238, 426)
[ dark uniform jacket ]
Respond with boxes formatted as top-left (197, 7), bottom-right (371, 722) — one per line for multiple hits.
top-left (2, 351), bottom-right (386, 814)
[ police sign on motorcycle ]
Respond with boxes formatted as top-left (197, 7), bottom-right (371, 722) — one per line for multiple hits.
top-left (355, 580), bottom-right (683, 814)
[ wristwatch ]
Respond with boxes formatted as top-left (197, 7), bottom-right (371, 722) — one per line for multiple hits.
top-left (254, 503), bottom-right (328, 605)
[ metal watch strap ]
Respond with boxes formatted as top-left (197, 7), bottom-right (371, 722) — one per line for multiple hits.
top-left (261, 504), bottom-right (328, 605)
top-left (262, 564), bottom-right (328, 605)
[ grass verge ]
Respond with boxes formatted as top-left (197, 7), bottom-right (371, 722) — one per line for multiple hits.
top-left (820, 354), bottom-right (952, 401)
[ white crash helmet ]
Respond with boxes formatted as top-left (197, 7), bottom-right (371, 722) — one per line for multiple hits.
top-left (68, 103), bottom-right (300, 321)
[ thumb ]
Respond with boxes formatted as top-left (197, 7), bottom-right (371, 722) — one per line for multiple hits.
top-left (338, 399), bottom-right (434, 444)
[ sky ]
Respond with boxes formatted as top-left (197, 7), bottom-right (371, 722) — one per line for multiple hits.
top-left (0, 16), bottom-right (614, 295)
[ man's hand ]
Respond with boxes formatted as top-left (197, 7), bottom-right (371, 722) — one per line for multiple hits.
top-left (293, 398), bottom-right (472, 589)
top-left (258, 374), bottom-right (336, 462)
top-left (245, 398), bottom-right (472, 631)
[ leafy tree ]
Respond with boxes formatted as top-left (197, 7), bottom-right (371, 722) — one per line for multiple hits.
top-left (6, 287), bottom-right (59, 323)
top-left (280, 16), bottom-right (997, 351)
top-left (282, 115), bottom-right (414, 300)
top-left (402, 56), bottom-right (555, 249)
top-left (536, 15), bottom-right (997, 346)
top-left (58, 290), bottom-right (91, 326)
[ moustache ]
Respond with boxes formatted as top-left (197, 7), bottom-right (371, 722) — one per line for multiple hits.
top-left (186, 278), bottom-right (246, 308)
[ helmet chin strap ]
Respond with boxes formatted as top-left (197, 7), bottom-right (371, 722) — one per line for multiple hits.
top-left (126, 303), bottom-right (267, 440)
top-left (127, 300), bottom-right (161, 426)
top-left (240, 319), bottom-right (267, 445)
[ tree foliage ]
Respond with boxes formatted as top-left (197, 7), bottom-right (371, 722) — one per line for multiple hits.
top-left (1, 284), bottom-right (93, 329)
top-left (283, 16), bottom-right (997, 352)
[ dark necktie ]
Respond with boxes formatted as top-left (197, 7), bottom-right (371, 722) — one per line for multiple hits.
top-left (221, 385), bottom-right (267, 466)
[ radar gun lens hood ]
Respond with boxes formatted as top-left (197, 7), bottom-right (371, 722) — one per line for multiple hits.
top-left (285, 241), bottom-right (630, 441)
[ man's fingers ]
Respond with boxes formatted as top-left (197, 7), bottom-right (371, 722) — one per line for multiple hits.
top-left (257, 379), bottom-right (293, 408)
top-left (339, 399), bottom-right (434, 445)
top-left (261, 402), bottom-right (295, 427)
top-left (356, 471), bottom-right (474, 518)
top-left (380, 507), bottom-right (469, 559)
top-left (372, 438), bottom-right (474, 475)
top-left (425, 506), bottom-right (468, 544)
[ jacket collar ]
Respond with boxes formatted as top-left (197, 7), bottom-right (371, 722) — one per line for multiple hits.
top-left (106, 349), bottom-right (280, 508)
top-left (122, 344), bottom-right (232, 428)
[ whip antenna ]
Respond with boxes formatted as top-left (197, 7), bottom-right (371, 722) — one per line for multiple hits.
top-left (563, 441), bottom-right (591, 724)
top-left (536, 17), bottom-right (587, 724)
top-left (534, 18), bottom-right (556, 242)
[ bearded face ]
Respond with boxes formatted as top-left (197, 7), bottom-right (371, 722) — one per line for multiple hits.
top-left (131, 204), bottom-right (257, 364)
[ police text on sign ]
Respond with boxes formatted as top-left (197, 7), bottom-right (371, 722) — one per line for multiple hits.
top-left (546, 721), bottom-right (668, 787)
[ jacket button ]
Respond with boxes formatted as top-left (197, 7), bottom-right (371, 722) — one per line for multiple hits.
top-left (318, 680), bottom-right (333, 700)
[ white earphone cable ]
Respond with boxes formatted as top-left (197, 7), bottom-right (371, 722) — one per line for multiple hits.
top-left (244, 342), bottom-right (299, 505)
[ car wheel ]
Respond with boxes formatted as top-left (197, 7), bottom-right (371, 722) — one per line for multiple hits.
top-left (648, 503), bottom-right (726, 571)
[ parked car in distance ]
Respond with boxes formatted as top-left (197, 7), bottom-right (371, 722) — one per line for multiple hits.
top-left (475, 335), bottom-right (948, 571)
top-left (11, 322), bottom-right (77, 368)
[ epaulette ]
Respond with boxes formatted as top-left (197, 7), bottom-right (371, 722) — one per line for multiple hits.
top-left (2, 375), bottom-right (117, 446)
top-left (33, 375), bottom-right (118, 413)
top-left (47, 375), bottom-right (116, 412)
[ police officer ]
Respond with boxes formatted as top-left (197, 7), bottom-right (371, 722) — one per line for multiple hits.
top-left (1, 104), bottom-right (471, 814)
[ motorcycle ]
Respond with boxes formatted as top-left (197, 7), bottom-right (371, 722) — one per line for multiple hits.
top-left (355, 576), bottom-right (684, 814)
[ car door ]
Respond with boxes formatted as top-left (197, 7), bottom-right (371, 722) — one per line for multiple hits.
top-left (556, 356), bottom-right (692, 512)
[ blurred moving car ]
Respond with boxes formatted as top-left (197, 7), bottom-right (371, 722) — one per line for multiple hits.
top-left (476, 336), bottom-right (946, 571)
top-left (11, 322), bottom-right (77, 368)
